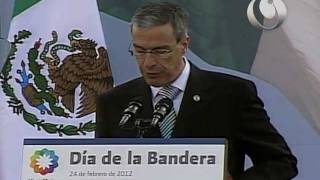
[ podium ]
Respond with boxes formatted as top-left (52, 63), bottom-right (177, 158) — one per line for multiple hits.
top-left (22, 138), bottom-right (227, 180)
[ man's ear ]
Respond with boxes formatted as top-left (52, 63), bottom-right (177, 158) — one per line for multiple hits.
top-left (181, 35), bottom-right (190, 54)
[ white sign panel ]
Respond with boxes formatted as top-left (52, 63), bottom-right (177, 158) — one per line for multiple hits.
top-left (22, 139), bottom-right (226, 180)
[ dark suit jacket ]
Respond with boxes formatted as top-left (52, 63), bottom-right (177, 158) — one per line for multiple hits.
top-left (96, 64), bottom-right (298, 180)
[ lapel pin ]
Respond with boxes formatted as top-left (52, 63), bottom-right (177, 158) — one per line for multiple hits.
top-left (193, 95), bottom-right (201, 102)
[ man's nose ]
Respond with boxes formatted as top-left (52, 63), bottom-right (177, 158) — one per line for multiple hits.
top-left (143, 53), bottom-right (157, 67)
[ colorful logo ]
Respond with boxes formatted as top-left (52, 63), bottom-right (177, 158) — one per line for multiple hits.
top-left (30, 148), bottom-right (59, 175)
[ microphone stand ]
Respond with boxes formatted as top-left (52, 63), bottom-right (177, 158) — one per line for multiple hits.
top-left (119, 118), bottom-right (153, 138)
top-left (134, 118), bottom-right (153, 138)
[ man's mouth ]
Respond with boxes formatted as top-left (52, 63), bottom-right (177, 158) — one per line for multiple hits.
top-left (145, 72), bottom-right (160, 78)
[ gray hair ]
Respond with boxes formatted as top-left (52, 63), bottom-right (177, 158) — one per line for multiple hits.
top-left (131, 2), bottom-right (189, 42)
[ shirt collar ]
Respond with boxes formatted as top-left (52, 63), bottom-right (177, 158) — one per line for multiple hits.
top-left (151, 57), bottom-right (191, 98)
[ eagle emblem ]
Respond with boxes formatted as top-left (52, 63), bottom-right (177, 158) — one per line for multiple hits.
top-left (0, 30), bottom-right (113, 136)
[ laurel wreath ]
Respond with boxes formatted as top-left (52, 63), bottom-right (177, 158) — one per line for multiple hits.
top-left (0, 30), bottom-right (96, 136)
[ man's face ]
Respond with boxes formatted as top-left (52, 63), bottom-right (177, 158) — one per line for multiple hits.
top-left (131, 23), bottom-right (189, 87)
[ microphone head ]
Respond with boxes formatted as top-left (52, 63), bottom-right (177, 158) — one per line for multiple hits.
top-left (128, 99), bottom-right (143, 110)
top-left (155, 97), bottom-right (173, 110)
top-left (124, 97), bottom-right (143, 113)
top-left (119, 96), bottom-right (143, 127)
top-left (151, 97), bottom-right (173, 126)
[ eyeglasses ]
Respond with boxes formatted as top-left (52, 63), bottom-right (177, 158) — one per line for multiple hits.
top-left (128, 43), bottom-right (178, 59)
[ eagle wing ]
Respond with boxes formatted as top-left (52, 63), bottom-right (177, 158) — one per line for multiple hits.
top-left (76, 47), bottom-right (114, 118)
top-left (49, 55), bottom-right (82, 113)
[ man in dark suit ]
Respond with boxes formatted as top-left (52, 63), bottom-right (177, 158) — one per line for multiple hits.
top-left (96, 2), bottom-right (297, 179)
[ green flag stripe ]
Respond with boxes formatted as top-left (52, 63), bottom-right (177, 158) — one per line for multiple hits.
top-left (12, 0), bottom-right (41, 18)
top-left (97, 0), bottom-right (144, 22)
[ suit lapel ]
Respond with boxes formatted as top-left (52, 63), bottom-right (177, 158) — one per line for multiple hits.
top-left (134, 79), bottom-right (153, 118)
top-left (173, 65), bottom-right (220, 137)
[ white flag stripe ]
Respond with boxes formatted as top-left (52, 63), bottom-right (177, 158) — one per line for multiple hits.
top-left (251, 0), bottom-right (320, 132)
top-left (0, 1), bottom-right (106, 180)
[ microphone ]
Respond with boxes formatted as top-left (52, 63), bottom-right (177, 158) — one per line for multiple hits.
top-left (119, 97), bottom-right (143, 127)
top-left (151, 97), bottom-right (173, 127)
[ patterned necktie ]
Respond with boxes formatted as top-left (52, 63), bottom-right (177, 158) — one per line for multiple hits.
top-left (154, 85), bottom-right (180, 139)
